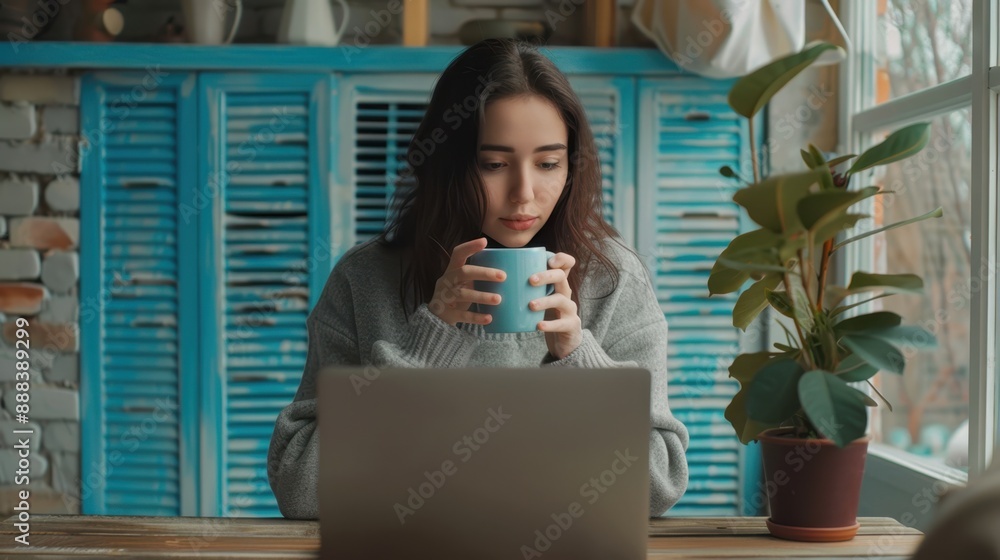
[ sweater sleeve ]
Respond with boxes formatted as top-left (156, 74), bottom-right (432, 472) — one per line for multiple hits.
top-left (267, 267), bottom-right (481, 519)
top-left (543, 269), bottom-right (690, 517)
top-left (267, 315), bottom-right (359, 520)
top-left (369, 304), bottom-right (480, 368)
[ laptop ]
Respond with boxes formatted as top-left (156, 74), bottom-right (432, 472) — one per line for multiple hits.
top-left (318, 366), bottom-right (651, 560)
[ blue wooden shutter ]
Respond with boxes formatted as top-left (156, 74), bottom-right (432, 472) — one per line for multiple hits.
top-left (80, 72), bottom-right (200, 516)
top-left (338, 74), bottom-right (436, 245)
top-left (340, 74), bottom-right (634, 245)
top-left (567, 76), bottom-right (635, 237)
top-left (200, 73), bottom-right (330, 517)
top-left (637, 77), bottom-right (755, 516)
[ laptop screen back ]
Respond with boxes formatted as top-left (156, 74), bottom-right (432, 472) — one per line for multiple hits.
top-left (319, 366), bottom-right (651, 560)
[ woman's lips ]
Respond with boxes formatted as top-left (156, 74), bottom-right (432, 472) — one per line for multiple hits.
top-left (500, 217), bottom-right (538, 231)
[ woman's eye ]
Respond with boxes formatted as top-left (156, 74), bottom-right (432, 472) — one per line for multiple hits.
top-left (539, 161), bottom-right (561, 171)
top-left (482, 162), bottom-right (505, 171)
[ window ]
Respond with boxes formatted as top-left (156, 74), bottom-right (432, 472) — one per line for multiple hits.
top-left (869, 109), bottom-right (972, 469)
top-left (875, 0), bottom-right (972, 102)
top-left (845, 0), bottom-right (996, 504)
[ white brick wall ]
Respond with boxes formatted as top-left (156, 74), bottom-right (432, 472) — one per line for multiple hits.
top-left (0, 138), bottom-right (80, 174)
top-left (45, 353), bottom-right (78, 385)
top-left (0, 177), bottom-right (39, 216)
top-left (0, 103), bottom-right (37, 140)
top-left (41, 422), bottom-right (78, 453)
top-left (0, 249), bottom-right (41, 280)
top-left (1, 386), bottom-right (78, 421)
top-left (0, 421), bottom-right (42, 448)
top-left (0, 70), bottom-right (82, 518)
top-left (0, 346), bottom-right (42, 383)
top-left (0, 75), bottom-right (79, 105)
top-left (41, 107), bottom-right (79, 135)
top-left (0, 450), bottom-right (48, 485)
top-left (44, 177), bottom-right (79, 212)
top-left (0, 282), bottom-right (49, 315)
top-left (39, 295), bottom-right (78, 324)
top-left (50, 451), bottom-right (79, 495)
top-left (40, 252), bottom-right (79, 294)
top-left (9, 217), bottom-right (80, 250)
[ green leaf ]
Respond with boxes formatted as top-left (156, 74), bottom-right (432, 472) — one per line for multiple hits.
top-left (801, 149), bottom-right (817, 169)
top-left (848, 122), bottom-right (931, 174)
top-left (798, 191), bottom-right (862, 229)
top-left (808, 144), bottom-right (826, 167)
top-left (848, 272), bottom-right (924, 293)
top-left (733, 170), bottom-right (824, 234)
top-left (709, 229), bottom-right (784, 295)
top-left (718, 257), bottom-right (789, 274)
top-left (826, 273), bottom-right (926, 309)
top-left (835, 207), bottom-right (944, 251)
top-left (841, 335), bottom-right (906, 374)
top-left (814, 213), bottom-right (867, 246)
top-left (867, 379), bottom-right (894, 412)
top-left (746, 360), bottom-right (805, 423)
top-left (834, 353), bottom-right (879, 382)
top-left (766, 289), bottom-right (794, 319)
top-left (708, 267), bottom-right (750, 297)
top-left (825, 154), bottom-right (857, 169)
top-left (867, 326), bottom-right (938, 349)
top-left (777, 236), bottom-right (808, 263)
top-left (797, 186), bottom-right (879, 231)
top-left (733, 273), bottom-right (783, 331)
top-left (859, 392), bottom-right (879, 407)
top-left (835, 311), bottom-right (903, 333)
top-left (797, 370), bottom-right (869, 446)
top-left (725, 352), bottom-right (784, 444)
top-left (817, 165), bottom-right (836, 191)
top-left (728, 41), bottom-right (842, 119)
top-left (831, 293), bottom-right (894, 318)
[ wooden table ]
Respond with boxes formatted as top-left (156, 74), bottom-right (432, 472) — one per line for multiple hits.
top-left (0, 515), bottom-right (922, 558)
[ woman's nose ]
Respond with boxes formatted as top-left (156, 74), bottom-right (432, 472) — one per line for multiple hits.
top-left (509, 166), bottom-right (534, 203)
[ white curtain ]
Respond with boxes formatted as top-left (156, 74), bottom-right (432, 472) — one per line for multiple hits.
top-left (631, 0), bottom-right (806, 78)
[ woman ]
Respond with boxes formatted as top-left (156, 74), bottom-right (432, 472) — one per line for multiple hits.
top-left (267, 38), bottom-right (689, 519)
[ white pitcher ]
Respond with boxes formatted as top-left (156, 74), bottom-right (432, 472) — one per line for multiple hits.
top-left (182, 0), bottom-right (243, 45)
top-left (277, 0), bottom-right (350, 47)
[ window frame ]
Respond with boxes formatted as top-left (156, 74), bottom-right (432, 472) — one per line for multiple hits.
top-left (841, 0), bottom-right (998, 505)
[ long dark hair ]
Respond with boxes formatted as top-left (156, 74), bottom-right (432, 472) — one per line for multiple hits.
top-left (381, 38), bottom-right (622, 314)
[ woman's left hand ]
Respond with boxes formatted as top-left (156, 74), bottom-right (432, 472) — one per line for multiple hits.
top-left (529, 252), bottom-right (582, 360)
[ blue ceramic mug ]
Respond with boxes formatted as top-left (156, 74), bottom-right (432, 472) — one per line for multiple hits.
top-left (468, 247), bottom-right (556, 333)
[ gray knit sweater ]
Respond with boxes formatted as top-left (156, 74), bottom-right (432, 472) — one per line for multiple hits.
top-left (267, 238), bottom-right (690, 519)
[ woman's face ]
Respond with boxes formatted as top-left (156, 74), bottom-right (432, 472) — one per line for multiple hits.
top-left (477, 95), bottom-right (569, 247)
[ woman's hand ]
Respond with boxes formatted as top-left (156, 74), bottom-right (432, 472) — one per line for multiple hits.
top-left (529, 252), bottom-right (582, 360)
top-left (429, 237), bottom-right (507, 326)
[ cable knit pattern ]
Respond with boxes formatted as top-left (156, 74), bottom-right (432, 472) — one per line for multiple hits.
top-left (267, 238), bottom-right (690, 519)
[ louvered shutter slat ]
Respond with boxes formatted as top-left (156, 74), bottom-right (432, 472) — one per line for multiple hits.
top-left (346, 75), bottom-right (630, 245)
top-left (224, 90), bottom-right (310, 517)
top-left (200, 75), bottom-right (329, 517)
top-left (569, 77), bottom-right (633, 229)
top-left (639, 78), bottom-right (753, 517)
top-left (347, 79), bottom-right (430, 245)
top-left (81, 74), bottom-right (199, 516)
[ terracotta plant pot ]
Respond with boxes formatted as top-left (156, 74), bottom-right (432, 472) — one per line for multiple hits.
top-left (757, 427), bottom-right (870, 542)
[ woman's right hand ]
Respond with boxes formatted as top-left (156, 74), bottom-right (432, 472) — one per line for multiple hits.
top-left (428, 237), bottom-right (506, 326)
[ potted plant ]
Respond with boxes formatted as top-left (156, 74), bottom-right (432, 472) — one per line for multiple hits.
top-left (709, 42), bottom-right (942, 542)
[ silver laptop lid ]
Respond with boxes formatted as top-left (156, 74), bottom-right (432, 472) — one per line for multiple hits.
top-left (319, 367), bottom-right (650, 560)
